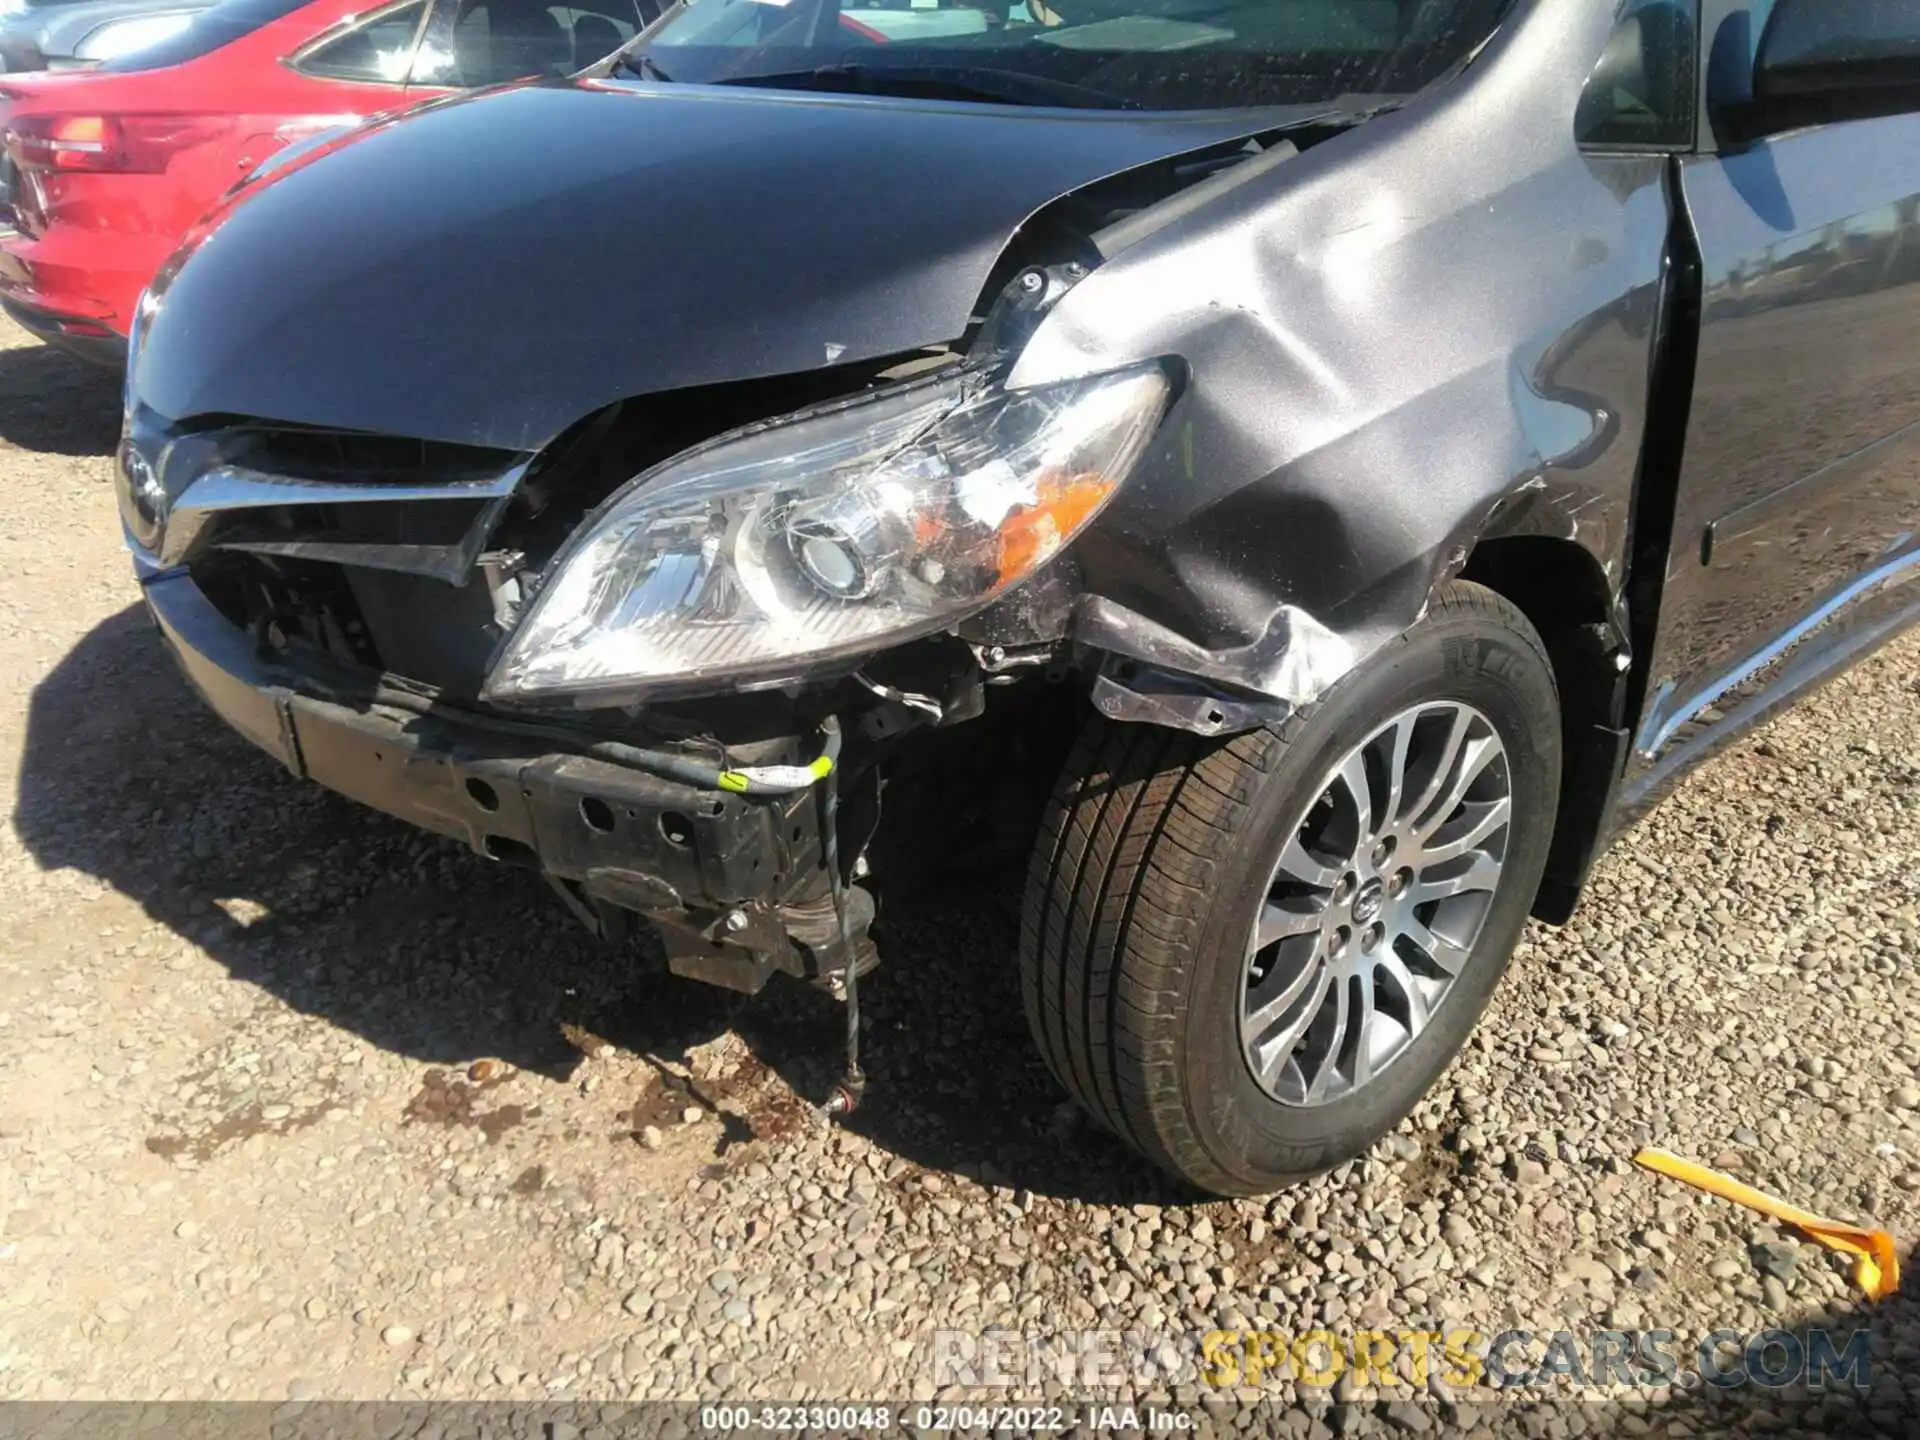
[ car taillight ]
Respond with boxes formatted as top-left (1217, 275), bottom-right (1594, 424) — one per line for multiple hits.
top-left (4, 114), bottom-right (230, 174)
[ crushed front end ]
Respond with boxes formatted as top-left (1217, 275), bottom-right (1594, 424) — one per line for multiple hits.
top-left (114, 77), bottom-right (1449, 1107)
top-left (138, 558), bottom-right (876, 998)
top-left (120, 280), bottom-right (1175, 1014)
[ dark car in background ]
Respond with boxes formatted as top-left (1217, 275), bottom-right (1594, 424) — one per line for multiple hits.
top-left (118, 0), bottom-right (1920, 1194)
top-left (0, 0), bottom-right (214, 73)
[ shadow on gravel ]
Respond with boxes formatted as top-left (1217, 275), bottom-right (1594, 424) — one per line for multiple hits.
top-left (0, 339), bottom-right (122, 456)
top-left (13, 604), bottom-right (1184, 1205)
top-left (1572, 1283), bottom-right (1920, 1438)
top-left (1282, 1268), bottom-right (1919, 1435)
top-left (18, 617), bottom-right (1919, 1430)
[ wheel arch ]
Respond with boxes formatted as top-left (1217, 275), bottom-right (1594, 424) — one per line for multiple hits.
top-left (1456, 533), bottom-right (1632, 923)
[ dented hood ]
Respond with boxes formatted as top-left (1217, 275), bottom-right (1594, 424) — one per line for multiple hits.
top-left (135, 81), bottom-right (1281, 451)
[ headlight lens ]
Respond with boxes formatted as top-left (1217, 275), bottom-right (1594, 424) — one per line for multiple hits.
top-left (116, 290), bottom-right (167, 553)
top-left (116, 438), bottom-right (166, 552)
top-left (484, 363), bottom-right (1170, 705)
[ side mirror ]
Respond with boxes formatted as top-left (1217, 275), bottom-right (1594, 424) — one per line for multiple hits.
top-left (1742, 0), bottom-right (1920, 137)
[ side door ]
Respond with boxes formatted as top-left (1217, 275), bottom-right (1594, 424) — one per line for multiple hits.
top-left (1634, 0), bottom-right (1920, 765)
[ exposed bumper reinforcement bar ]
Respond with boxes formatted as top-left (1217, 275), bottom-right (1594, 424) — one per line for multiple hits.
top-left (140, 569), bottom-right (850, 987)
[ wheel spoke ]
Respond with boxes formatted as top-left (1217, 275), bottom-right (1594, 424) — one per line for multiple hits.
top-left (1374, 952), bottom-right (1431, 1031)
top-left (1252, 964), bottom-right (1332, 1083)
top-left (1410, 851), bottom-right (1502, 907)
top-left (1253, 900), bottom-right (1322, 951)
top-left (1413, 734), bottom-right (1501, 839)
top-left (1399, 917), bottom-right (1469, 977)
top-left (1302, 976), bottom-right (1350, 1104)
top-left (1421, 795), bottom-right (1511, 865)
top-left (1378, 713), bottom-right (1416, 833)
top-left (1348, 973), bottom-right (1378, 1088)
top-left (1277, 833), bottom-right (1341, 890)
top-left (1403, 707), bottom-right (1470, 830)
top-left (1245, 953), bottom-right (1324, 1039)
top-left (1337, 750), bottom-right (1374, 843)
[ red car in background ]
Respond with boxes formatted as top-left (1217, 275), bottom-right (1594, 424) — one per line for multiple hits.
top-left (0, 0), bottom-right (652, 362)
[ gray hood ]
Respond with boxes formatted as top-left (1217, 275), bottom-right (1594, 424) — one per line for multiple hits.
top-left (135, 78), bottom-right (1289, 449)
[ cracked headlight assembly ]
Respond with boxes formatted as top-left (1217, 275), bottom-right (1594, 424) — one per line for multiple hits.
top-left (484, 363), bottom-right (1171, 705)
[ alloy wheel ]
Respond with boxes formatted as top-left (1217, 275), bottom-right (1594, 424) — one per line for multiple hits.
top-left (1239, 701), bottom-right (1513, 1107)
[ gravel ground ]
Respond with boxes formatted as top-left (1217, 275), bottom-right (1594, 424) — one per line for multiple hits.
top-left (0, 313), bottom-right (1918, 1437)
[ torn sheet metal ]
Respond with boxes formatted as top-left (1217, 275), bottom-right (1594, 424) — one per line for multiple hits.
top-left (1079, 596), bottom-right (1353, 711)
top-left (1089, 658), bottom-right (1289, 738)
top-left (1006, 0), bottom-right (1664, 707)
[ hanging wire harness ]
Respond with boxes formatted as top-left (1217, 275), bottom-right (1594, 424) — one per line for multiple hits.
top-left (351, 680), bottom-right (868, 1113)
top-left (601, 712), bottom-right (866, 1118)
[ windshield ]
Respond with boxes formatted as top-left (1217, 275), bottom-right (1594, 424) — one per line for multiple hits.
top-left (102, 0), bottom-right (307, 69)
top-left (624, 0), bottom-right (1511, 110)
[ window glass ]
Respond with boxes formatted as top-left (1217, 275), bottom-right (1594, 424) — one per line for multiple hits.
top-left (555, 4), bottom-right (643, 68)
top-left (299, 1), bottom-right (429, 82)
top-left (418, 0), bottom-right (640, 84)
top-left (1577, 0), bottom-right (1699, 148)
top-left (102, 0), bottom-right (308, 71)
top-left (627, 0), bottom-right (1518, 111)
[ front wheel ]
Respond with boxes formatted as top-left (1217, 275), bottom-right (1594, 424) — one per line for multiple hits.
top-left (1019, 582), bottom-right (1561, 1195)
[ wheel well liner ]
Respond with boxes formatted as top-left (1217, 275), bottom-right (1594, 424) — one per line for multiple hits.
top-left (1460, 535), bottom-right (1630, 924)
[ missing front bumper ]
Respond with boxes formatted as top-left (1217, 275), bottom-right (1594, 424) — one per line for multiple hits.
top-left (140, 569), bottom-right (868, 991)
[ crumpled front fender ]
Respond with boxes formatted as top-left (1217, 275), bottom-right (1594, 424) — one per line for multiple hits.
top-left (1007, 0), bottom-right (1661, 722)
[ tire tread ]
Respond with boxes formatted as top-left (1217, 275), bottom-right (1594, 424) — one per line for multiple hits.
top-left (1018, 582), bottom-right (1554, 1193)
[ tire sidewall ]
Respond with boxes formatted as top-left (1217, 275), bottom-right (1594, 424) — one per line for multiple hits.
top-left (1179, 606), bottom-right (1561, 1192)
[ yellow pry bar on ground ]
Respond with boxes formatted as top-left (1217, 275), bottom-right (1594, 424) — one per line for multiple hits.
top-left (1633, 1146), bottom-right (1901, 1300)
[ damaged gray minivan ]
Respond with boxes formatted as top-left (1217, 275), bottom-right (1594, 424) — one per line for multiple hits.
top-left (118, 0), bottom-right (1920, 1193)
